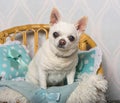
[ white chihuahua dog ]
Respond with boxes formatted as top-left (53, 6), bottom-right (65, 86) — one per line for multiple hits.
top-left (26, 8), bottom-right (87, 89)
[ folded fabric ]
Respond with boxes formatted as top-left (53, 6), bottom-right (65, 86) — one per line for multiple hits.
top-left (0, 81), bottom-right (78, 103)
top-left (0, 40), bottom-right (31, 80)
top-left (75, 47), bottom-right (102, 82)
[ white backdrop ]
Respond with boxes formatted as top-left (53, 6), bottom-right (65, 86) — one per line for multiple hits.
top-left (0, 0), bottom-right (120, 100)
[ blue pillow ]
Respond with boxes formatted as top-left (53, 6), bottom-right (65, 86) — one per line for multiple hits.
top-left (0, 41), bottom-right (31, 80)
top-left (75, 47), bottom-right (102, 82)
top-left (0, 80), bottom-right (78, 103)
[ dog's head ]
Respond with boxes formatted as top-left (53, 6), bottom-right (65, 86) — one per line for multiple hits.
top-left (48, 8), bottom-right (88, 57)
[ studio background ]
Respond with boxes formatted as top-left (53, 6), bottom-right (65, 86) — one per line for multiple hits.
top-left (0, 0), bottom-right (120, 100)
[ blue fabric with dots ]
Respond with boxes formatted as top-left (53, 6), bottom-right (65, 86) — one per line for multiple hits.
top-left (0, 43), bottom-right (31, 80)
top-left (75, 47), bottom-right (101, 81)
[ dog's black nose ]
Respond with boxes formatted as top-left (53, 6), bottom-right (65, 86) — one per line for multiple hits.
top-left (59, 39), bottom-right (66, 47)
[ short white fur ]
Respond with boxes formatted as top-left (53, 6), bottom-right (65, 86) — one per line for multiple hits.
top-left (26, 8), bottom-right (88, 89)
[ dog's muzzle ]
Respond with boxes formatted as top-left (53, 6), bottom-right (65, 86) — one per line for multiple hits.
top-left (58, 39), bottom-right (66, 48)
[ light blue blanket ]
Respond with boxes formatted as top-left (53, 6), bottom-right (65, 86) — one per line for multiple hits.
top-left (0, 81), bottom-right (78, 103)
top-left (0, 47), bottom-right (102, 103)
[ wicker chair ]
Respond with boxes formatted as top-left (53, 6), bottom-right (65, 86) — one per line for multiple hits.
top-left (0, 24), bottom-right (105, 103)
top-left (0, 24), bottom-right (103, 75)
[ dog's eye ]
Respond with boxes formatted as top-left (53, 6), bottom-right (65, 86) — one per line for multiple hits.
top-left (53, 32), bottom-right (59, 38)
top-left (68, 35), bottom-right (75, 42)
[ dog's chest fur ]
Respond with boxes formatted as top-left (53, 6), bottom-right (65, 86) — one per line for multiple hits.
top-left (35, 40), bottom-right (78, 84)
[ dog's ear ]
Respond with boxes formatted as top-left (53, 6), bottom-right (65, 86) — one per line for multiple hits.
top-left (50, 8), bottom-right (61, 25)
top-left (75, 16), bottom-right (88, 32)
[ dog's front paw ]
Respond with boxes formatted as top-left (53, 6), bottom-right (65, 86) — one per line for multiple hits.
top-left (67, 70), bottom-right (75, 84)
top-left (39, 82), bottom-right (47, 89)
top-left (39, 81), bottom-right (47, 89)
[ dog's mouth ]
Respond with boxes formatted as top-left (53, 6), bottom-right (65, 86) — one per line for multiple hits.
top-left (57, 44), bottom-right (65, 49)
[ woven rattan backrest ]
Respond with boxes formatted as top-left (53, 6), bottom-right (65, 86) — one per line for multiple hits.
top-left (0, 24), bottom-right (103, 74)
top-left (0, 24), bottom-right (96, 51)
top-left (0, 24), bottom-right (49, 54)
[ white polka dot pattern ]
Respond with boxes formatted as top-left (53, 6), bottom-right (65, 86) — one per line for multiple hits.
top-left (0, 43), bottom-right (31, 80)
top-left (2, 64), bottom-right (7, 68)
